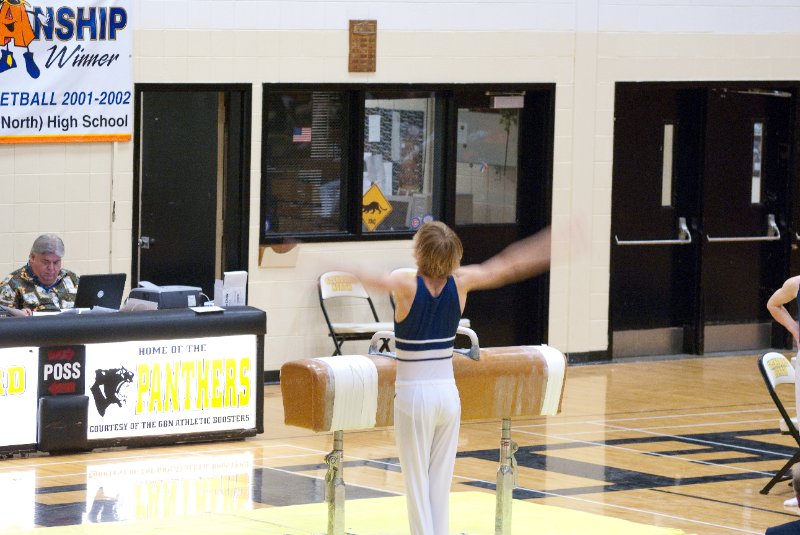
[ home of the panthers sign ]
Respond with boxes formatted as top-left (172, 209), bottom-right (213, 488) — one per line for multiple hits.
top-left (84, 334), bottom-right (257, 440)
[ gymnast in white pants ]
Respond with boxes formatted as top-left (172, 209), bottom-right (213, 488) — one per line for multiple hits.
top-left (356, 221), bottom-right (551, 534)
top-left (394, 273), bottom-right (463, 535)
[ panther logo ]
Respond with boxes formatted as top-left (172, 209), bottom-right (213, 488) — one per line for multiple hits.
top-left (362, 201), bottom-right (384, 214)
top-left (90, 366), bottom-right (134, 417)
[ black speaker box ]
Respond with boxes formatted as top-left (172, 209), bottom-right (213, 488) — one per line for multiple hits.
top-left (37, 395), bottom-right (89, 452)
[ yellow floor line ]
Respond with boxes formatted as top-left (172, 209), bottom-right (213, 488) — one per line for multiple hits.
top-left (3, 492), bottom-right (692, 535)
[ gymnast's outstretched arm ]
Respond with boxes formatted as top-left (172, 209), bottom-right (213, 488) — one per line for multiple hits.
top-left (455, 226), bottom-right (551, 294)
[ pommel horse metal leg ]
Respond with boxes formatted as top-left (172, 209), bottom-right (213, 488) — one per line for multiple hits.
top-left (324, 430), bottom-right (345, 535)
top-left (495, 417), bottom-right (518, 535)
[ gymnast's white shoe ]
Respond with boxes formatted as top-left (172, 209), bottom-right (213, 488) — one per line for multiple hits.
top-left (785, 496), bottom-right (798, 507)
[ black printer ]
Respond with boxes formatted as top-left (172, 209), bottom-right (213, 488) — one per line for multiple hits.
top-left (127, 281), bottom-right (206, 309)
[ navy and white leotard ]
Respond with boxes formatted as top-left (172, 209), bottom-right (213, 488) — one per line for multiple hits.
top-left (394, 275), bottom-right (462, 383)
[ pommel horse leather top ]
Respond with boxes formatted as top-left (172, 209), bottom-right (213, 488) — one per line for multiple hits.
top-left (281, 345), bottom-right (567, 433)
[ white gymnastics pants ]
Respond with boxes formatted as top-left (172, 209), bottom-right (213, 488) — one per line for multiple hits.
top-left (394, 380), bottom-right (461, 535)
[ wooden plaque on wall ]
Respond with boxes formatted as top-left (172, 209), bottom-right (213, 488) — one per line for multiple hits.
top-left (349, 20), bottom-right (377, 73)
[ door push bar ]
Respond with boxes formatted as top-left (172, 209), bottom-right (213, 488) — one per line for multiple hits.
top-left (614, 217), bottom-right (692, 246)
top-left (706, 214), bottom-right (781, 243)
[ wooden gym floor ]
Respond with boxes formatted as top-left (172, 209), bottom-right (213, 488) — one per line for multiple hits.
top-left (0, 352), bottom-right (798, 534)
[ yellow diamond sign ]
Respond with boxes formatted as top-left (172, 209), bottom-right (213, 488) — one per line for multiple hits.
top-left (362, 183), bottom-right (393, 231)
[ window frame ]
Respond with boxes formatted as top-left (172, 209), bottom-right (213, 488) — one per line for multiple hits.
top-left (259, 83), bottom-right (551, 245)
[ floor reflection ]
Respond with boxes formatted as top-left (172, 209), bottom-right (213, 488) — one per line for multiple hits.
top-left (82, 453), bottom-right (254, 523)
top-left (2, 357), bottom-right (800, 535)
top-left (86, 487), bottom-right (119, 523)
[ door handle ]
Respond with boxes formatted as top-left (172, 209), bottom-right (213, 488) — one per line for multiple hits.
top-left (137, 236), bottom-right (154, 249)
top-left (614, 217), bottom-right (692, 246)
top-left (706, 213), bottom-right (781, 243)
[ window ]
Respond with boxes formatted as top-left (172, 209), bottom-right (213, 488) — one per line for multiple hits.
top-left (661, 123), bottom-right (674, 207)
top-left (455, 102), bottom-right (521, 224)
top-left (261, 86), bottom-right (445, 242)
top-left (751, 121), bottom-right (764, 204)
top-left (262, 90), bottom-right (349, 236)
top-left (363, 91), bottom-right (443, 232)
top-left (260, 84), bottom-right (551, 243)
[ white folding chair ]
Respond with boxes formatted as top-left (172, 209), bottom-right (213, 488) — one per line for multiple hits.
top-left (318, 271), bottom-right (394, 356)
top-left (758, 351), bottom-right (800, 495)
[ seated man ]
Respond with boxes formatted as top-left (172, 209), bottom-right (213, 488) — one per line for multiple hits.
top-left (0, 234), bottom-right (79, 314)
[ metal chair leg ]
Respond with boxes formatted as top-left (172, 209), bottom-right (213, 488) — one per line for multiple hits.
top-left (761, 449), bottom-right (800, 495)
top-left (331, 337), bottom-right (343, 356)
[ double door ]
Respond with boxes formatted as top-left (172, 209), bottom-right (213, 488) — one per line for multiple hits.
top-left (611, 83), bottom-right (796, 356)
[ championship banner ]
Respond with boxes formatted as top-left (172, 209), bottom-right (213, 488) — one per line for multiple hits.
top-left (84, 335), bottom-right (257, 440)
top-left (0, 0), bottom-right (132, 144)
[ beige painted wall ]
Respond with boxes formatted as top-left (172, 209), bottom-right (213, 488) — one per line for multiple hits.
top-left (4, 0), bottom-right (800, 369)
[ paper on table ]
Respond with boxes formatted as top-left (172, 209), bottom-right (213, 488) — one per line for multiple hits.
top-left (60, 306), bottom-right (117, 315)
top-left (120, 298), bottom-right (158, 312)
top-left (0, 305), bottom-right (28, 317)
top-left (191, 305), bottom-right (225, 314)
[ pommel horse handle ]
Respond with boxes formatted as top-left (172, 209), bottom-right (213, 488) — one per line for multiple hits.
top-left (368, 326), bottom-right (481, 361)
top-left (368, 330), bottom-right (397, 357)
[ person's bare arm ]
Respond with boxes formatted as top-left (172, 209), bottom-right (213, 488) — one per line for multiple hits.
top-left (352, 270), bottom-right (396, 294)
top-left (349, 269), bottom-right (417, 321)
top-left (767, 276), bottom-right (800, 346)
top-left (455, 226), bottom-right (551, 293)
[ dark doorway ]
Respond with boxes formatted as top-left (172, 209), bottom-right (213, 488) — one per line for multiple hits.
top-left (700, 88), bottom-right (790, 351)
top-left (610, 82), bottom-right (795, 357)
top-left (133, 85), bottom-right (251, 298)
top-left (452, 87), bottom-right (554, 347)
top-left (610, 85), bottom-right (704, 356)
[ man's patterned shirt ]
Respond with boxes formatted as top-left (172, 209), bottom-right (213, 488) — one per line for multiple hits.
top-left (0, 266), bottom-right (79, 312)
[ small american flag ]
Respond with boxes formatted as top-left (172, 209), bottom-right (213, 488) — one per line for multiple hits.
top-left (292, 127), bottom-right (312, 143)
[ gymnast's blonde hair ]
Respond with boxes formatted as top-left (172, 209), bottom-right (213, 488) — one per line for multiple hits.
top-left (413, 221), bottom-right (463, 279)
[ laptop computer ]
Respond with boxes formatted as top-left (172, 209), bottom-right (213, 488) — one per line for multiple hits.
top-left (74, 273), bottom-right (127, 310)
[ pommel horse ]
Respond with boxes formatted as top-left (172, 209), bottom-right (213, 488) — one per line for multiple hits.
top-left (280, 327), bottom-right (567, 535)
